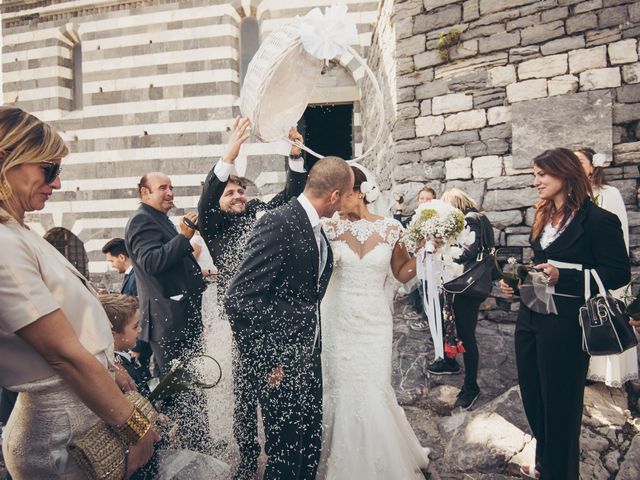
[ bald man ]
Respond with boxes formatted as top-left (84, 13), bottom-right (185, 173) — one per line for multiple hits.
top-left (124, 172), bottom-right (211, 453)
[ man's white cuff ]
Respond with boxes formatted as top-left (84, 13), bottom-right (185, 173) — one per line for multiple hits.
top-left (214, 160), bottom-right (238, 182)
top-left (288, 158), bottom-right (306, 173)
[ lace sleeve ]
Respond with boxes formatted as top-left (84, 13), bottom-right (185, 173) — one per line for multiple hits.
top-left (384, 218), bottom-right (403, 248)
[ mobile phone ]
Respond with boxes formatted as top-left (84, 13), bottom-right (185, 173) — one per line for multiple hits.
top-left (183, 217), bottom-right (199, 231)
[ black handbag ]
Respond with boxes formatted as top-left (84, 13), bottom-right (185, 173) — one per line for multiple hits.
top-left (443, 213), bottom-right (496, 299)
top-left (578, 269), bottom-right (638, 356)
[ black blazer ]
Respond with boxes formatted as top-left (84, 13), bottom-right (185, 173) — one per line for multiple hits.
top-left (120, 269), bottom-right (138, 296)
top-left (224, 198), bottom-right (332, 372)
top-left (198, 161), bottom-right (307, 292)
top-left (125, 203), bottom-right (205, 343)
top-left (529, 200), bottom-right (630, 318)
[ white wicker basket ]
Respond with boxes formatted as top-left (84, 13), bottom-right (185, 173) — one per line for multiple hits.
top-left (239, 19), bottom-right (384, 162)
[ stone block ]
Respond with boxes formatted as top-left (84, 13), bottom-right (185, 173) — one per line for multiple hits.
top-left (463, 0), bottom-right (480, 22)
top-left (509, 46), bottom-right (540, 64)
top-left (518, 54), bottom-right (568, 80)
top-left (486, 138), bottom-right (510, 155)
top-left (580, 68), bottom-right (622, 90)
top-left (435, 52), bottom-right (508, 79)
top-left (396, 17), bottom-right (414, 40)
top-left (487, 174), bottom-right (535, 190)
top-left (479, 31), bottom-right (521, 54)
top-left (586, 27), bottom-right (622, 47)
top-left (569, 46), bottom-right (607, 74)
top-left (445, 179), bottom-right (487, 206)
top-left (474, 88), bottom-right (506, 109)
top-left (433, 93), bottom-right (474, 114)
top-left (617, 84), bottom-right (640, 103)
top-left (392, 163), bottom-right (437, 182)
top-left (395, 151), bottom-right (422, 166)
top-left (395, 139), bottom-right (433, 153)
top-left (414, 5), bottom-right (462, 32)
top-left (420, 99), bottom-right (432, 116)
top-left (473, 155), bottom-right (503, 178)
top-left (416, 79), bottom-right (449, 100)
top-left (507, 235), bottom-right (531, 247)
top-left (597, 6), bottom-right (628, 29)
top-left (447, 70), bottom-right (489, 91)
top-left (416, 115), bottom-right (446, 137)
top-left (506, 79), bottom-right (548, 103)
top-left (506, 13), bottom-right (540, 32)
top-left (542, 7), bottom-right (569, 23)
top-left (480, 123), bottom-right (512, 140)
top-left (421, 145), bottom-right (466, 163)
top-left (414, 50), bottom-right (445, 70)
top-left (613, 103), bottom-right (640, 123)
top-left (622, 63), bottom-right (640, 84)
top-left (398, 87), bottom-right (416, 103)
top-left (398, 57), bottom-right (414, 75)
top-left (450, 40), bottom-right (479, 60)
top-left (521, 21), bottom-right (565, 47)
top-left (445, 157), bottom-right (473, 180)
top-left (511, 91), bottom-right (613, 168)
top-left (483, 188), bottom-right (539, 211)
top-left (485, 210), bottom-right (524, 228)
top-left (608, 39), bottom-right (639, 65)
top-left (548, 74), bottom-right (579, 96)
top-left (444, 110), bottom-right (487, 131)
top-left (575, 0), bottom-right (603, 14)
top-left (504, 156), bottom-right (532, 175)
top-left (431, 130), bottom-right (479, 147)
top-left (566, 12), bottom-right (598, 34)
top-left (398, 34), bottom-right (426, 57)
top-left (540, 35), bottom-right (586, 56)
top-left (488, 106), bottom-right (511, 125)
top-left (613, 141), bottom-right (640, 165)
top-left (398, 103), bottom-right (420, 120)
top-left (479, 0), bottom-right (538, 15)
top-left (488, 65), bottom-right (517, 87)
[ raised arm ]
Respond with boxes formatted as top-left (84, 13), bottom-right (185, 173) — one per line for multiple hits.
top-left (263, 127), bottom-right (308, 210)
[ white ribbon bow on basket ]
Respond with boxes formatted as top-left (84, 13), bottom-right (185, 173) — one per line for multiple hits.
top-left (297, 4), bottom-right (359, 62)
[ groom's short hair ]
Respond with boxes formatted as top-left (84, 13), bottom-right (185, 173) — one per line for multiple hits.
top-left (305, 156), bottom-right (352, 197)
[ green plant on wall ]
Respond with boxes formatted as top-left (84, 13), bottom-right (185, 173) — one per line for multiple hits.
top-left (437, 28), bottom-right (462, 61)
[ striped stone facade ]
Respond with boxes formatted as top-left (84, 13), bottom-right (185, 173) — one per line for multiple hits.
top-left (2, 0), bottom-right (379, 285)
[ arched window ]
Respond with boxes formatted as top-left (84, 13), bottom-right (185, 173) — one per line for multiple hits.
top-left (44, 227), bottom-right (90, 280)
top-left (62, 26), bottom-right (83, 110)
top-left (240, 17), bottom-right (260, 85)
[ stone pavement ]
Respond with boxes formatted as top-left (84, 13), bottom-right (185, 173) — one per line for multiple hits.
top-left (393, 293), bottom-right (640, 480)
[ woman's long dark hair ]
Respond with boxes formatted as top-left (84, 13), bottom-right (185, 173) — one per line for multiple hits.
top-left (531, 148), bottom-right (593, 241)
top-left (576, 147), bottom-right (608, 189)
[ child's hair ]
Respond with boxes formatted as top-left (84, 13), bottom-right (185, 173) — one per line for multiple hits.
top-left (99, 294), bottom-right (139, 333)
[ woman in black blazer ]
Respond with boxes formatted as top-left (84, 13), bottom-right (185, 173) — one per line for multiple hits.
top-left (500, 148), bottom-right (630, 479)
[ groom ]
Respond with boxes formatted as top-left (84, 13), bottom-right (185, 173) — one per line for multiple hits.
top-left (225, 156), bottom-right (354, 480)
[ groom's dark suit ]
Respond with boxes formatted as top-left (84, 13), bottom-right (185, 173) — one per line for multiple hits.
top-left (225, 197), bottom-right (332, 480)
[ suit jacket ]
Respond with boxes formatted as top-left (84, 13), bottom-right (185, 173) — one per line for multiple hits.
top-left (198, 162), bottom-right (307, 292)
top-left (115, 352), bottom-right (151, 398)
top-left (125, 203), bottom-right (205, 343)
top-left (528, 200), bottom-right (630, 319)
top-left (120, 269), bottom-right (138, 296)
top-left (224, 198), bottom-right (332, 372)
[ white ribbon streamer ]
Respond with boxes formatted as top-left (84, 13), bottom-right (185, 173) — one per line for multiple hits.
top-left (416, 243), bottom-right (445, 361)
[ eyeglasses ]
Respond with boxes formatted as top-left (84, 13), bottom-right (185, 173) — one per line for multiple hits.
top-left (40, 162), bottom-right (62, 184)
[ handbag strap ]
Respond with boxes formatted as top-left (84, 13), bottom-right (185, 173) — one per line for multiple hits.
top-left (584, 268), bottom-right (607, 301)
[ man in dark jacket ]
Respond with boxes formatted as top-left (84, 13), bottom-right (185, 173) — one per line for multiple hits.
top-left (198, 117), bottom-right (308, 479)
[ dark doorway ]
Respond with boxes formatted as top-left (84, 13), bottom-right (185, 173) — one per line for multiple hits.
top-left (298, 103), bottom-right (353, 170)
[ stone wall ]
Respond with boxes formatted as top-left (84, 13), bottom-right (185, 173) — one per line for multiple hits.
top-left (364, 0), bottom-right (640, 284)
top-left (2, 0), bottom-right (379, 285)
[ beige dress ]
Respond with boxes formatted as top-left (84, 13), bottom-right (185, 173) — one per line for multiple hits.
top-left (0, 211), bottom-right (114, 479)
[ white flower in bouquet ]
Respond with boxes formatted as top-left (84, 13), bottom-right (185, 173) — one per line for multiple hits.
top-left (404, 200), bottom-right (466, 253)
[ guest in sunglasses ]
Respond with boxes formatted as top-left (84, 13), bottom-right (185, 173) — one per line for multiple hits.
top-left (0, 106), bottom-right (158, 479)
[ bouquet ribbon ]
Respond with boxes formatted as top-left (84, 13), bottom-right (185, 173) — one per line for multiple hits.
top-left (417, 243), bottom-right (445, 360)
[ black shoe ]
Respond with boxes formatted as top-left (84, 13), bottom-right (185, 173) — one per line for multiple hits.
top-left (426, 358), bottom-right (461, 375)
top-left (454, 388), bottom-right (480, 410)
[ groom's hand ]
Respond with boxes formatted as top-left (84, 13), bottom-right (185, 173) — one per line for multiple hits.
top-left (223, 116), bottom-right (251, 164)
top-left (266, 364), bottom-right (284, 387)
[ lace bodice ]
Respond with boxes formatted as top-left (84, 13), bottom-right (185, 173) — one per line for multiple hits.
top-left (323, 216), bottom-right (401, 259)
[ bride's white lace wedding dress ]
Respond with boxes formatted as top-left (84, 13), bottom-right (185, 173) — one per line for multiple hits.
top-left (317, 216), bottom-right (430, 480)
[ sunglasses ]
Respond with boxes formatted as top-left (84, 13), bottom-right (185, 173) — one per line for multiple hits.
top-left (40, 161), bottom-right (62, 184)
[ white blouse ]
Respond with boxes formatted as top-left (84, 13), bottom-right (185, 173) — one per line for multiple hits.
top-left (594, 185), bottom-right (629, 251)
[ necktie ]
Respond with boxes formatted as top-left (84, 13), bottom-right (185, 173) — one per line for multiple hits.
top-left (313, 224), bottom-right (327, 281)
top-left (121, 273), bottom-right (130, 293)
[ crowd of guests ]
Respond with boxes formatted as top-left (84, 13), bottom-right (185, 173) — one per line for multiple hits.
top-left (0, 105), bottom-right (638, 480)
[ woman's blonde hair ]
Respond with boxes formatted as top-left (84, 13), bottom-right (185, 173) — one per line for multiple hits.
top-left (0, 107), bottom-right (68, 221)
top-left (441, 188), bottom-right (478, 214)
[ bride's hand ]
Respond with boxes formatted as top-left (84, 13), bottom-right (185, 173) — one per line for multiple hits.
top-left (266, 365), bottom-right (284, 387)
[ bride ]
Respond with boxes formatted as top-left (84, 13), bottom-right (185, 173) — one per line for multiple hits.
top-left (317, 164), bottom-right (430, 479)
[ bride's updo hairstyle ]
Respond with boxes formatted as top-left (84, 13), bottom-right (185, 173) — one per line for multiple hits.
top-left (351, 166), bottom-right (370, 204)
top-left (350, 164), bottom-right (380, 204)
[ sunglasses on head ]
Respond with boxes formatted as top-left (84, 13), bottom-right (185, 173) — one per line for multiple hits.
top-left (40, 161), bottom-right (62, 184)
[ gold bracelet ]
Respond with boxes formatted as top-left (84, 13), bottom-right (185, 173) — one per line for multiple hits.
top-left (112, 406), bottom-right (152, 446)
